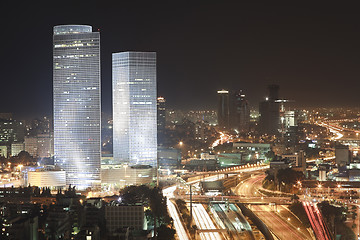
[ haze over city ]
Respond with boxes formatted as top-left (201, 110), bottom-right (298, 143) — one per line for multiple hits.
top-left (2, 2), bottom-right (360, 118)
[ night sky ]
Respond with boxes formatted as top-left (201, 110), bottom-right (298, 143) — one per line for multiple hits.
top-left (1, 1), bottom-right (360, 119)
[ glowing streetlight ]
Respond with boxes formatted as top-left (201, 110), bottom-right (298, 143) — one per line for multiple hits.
top-left (17, 164), bottom-right (23, 172)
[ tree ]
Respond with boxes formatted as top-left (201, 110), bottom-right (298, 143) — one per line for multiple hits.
top-left (276, 168), bottom-right (304, 191)
top-left (288, 202), bottom-right (310, 228)
top-left (265, 150), bottom-right (276, 161)
top-left (17, 151), bottom-right (32, 164)
top-left (157, 224), bottom-right (176, 240)
top-left (264, 169), bottom-right (274, 182)
top-left (120, 184), bottom-right (151, 204)
top-left (119, 185), bottom-right (174, 240)
top-left (318, 201), bottom-right (346, 235)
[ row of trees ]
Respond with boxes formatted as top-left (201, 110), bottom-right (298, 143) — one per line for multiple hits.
top-left (264, 168), bottom-right (305, 192)
top-left (318, 201), bottom-right (355, 240)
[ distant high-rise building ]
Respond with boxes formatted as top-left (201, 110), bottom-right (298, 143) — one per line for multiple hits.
top-left (112, 52), bottom-right (157, 167)
top-left (335, 144), bottom-right (351, 166)
top-left (217, 90), bottom-right (230, 129)
top-left (0, 118), bottom-right (24, 146)
top-left (53, 25), bottom-right (101, 189)
top-left (157, 96), bottom-right (166, 145)
top-left (234, 90), bottom-right (250, 133)
top-left (259, 85), bottom-right (280, 135)
top-left (268, 84), bottom-right (279, 101)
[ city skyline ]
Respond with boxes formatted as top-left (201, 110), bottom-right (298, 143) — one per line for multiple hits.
top-left (2, 3), bottom-right (360, 239)
top-left (2, 2), bottom-right (360, 119)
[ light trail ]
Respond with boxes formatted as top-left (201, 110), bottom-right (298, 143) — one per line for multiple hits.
top-left (164, 164), bottom-right (269, 239)
top-left (252, 204), bottom-right (306, 239)
top-left (163, 186), bottom-right (189, 240)
top-left (302, 201), bottom-right (331, 240)
top-left (192, 203), bottom-right (222, 240)
top-left (314, 203), bottom-right (332, 240)
top-left (318, 122), bottom-right (344, 140)
top-left (235, 174), bottom-right (312, 239)
top-left (212, 131), bottom-right (231, 148)
top-left (167, 199), bottom-right (189, 240)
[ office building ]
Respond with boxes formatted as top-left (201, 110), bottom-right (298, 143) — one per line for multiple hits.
top-left (24, 136), bottom-right (38, 157)
top-left (335, 144), bottom-right (351, 166)
top-left (53, 25), bottom-right (101, 189)
top-left (217, 90), bottom-right (230, 129)
top-left (27, 169), bottom-right (66, 188)
top-left (11, 143), bottom-right (24, 156)
top-left (158, 147), bottom-right (181, 170)
top-left (157, 96), bottom-right (166, 145)
top-left (284, 110), bottom-right (297, 129)
top-left (0, 118), bottom-right (25, 147)
top-left (112, 52), bottom-right (157, 167)
top-left (101, 164), bottom-right (156, 189)
top-left (233, 90), bottom-right (250, 133)
top-left (259, 84), bottom-right (280, 135)
top-left (105, 203), bottom-right (144, 237)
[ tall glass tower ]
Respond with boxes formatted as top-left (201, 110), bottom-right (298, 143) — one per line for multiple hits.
top-left (53, 25), bottom-right (101, 189)
top-left (112, 52), bottom-right (157, 167)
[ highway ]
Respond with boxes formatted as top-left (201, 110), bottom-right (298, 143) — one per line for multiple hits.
top-left (163, 185), bottom-right (190, 240)
top-left (167, 198), bottom-right (189, 240)
top-left (192, 203), bottom-right (223, 240)
top-left (163, 164), bottom-right (270, 240)
top-left (235, 173), bottom-right (313, 239)
top-left (251, 204), bottom-right (308, 239)
top-left (212, 203), bottom-right (255, 240)
top-left (235, 173), bottom-right (264, 197)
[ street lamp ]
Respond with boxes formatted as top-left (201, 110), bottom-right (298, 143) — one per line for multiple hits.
top-left (17, 164), bottom-right (23, 172)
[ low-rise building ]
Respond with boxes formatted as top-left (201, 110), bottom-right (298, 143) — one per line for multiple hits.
top-left (233, 142), bottom-right (271, 161)
top-left (11, 142), bottom-right (24, 156)
top-left (158, 147), bottom-right (181, 170)
top-left (105, 203), bottom-right (144, 237)
top-left (101, 164), bottom-right (156, 190)
top-left (26, 168), bottom-right (66, 188)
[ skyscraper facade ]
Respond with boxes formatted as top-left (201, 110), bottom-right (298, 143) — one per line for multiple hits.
top-left (53, 25), bottom-right (101, 189)
top-left (217, 90), bottom-right (230, 129)
top-left (112, 52), bottom-right (157, 167)
top-left (234, 90), bottom-right (250, 133)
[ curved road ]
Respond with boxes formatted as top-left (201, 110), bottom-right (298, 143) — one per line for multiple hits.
top-left (235, 173), bottom-right (313, 239)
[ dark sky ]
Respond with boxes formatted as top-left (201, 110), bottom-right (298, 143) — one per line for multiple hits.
top-left (1, 1), bottom-right (360, 118)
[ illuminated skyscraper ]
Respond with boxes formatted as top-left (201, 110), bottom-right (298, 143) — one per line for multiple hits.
top-left (112, 52), bottom-right (157, 167)
top-left (53, 25), bottom-right (101, 189)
